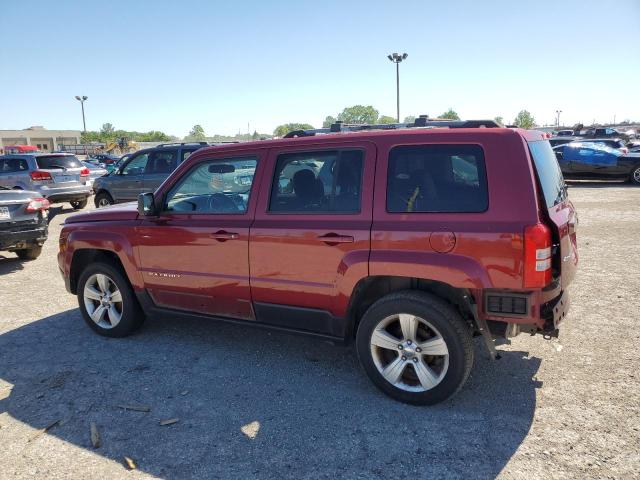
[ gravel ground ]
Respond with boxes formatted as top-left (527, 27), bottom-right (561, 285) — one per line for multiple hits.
top-left (0, 183), bottom-right (639, 480)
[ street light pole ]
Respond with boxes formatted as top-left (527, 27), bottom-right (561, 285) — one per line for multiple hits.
top-left (75, 95), bottom-right (88, 132)
top-left (555, 109), bottom-right (562, 128)
top-left (387, 53), bottom-right (408, 122)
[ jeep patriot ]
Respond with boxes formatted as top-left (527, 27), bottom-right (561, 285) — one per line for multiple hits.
top-left (58, 119), bottom-right (578, 405)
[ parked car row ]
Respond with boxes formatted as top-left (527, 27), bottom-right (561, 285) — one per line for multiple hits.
top-left (553, 141), bottom-right (640, 183)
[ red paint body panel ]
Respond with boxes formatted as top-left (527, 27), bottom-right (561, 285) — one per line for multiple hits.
top-left (59, 127), bottom-right (577, 336)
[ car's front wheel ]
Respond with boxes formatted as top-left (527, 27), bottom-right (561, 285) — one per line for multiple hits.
top-left (356, 291), bottom-right (474, 405)
top-left (15, 246), bottom-right (42, 260)
top-left (77, 261), bottom-right (144, 337)
top-left (630, 166), bottom-right (640, 185)
top-left (94, 192), bottom-right (114, 208)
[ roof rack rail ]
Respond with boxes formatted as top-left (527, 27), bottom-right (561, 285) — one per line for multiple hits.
top-left (283, 115), bottom-right (501, 138)
top-left (155, 141), bottom-right (210, 147)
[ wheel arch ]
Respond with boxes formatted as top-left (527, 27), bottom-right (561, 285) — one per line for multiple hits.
top-left (69, 249), bottom-right (126, 294)
top-left (346, 275), bottom-right (476, 339)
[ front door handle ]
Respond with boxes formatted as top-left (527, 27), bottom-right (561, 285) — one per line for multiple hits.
top-left (210, 231), bottom-right (239, 241)
top-left (317, 233), bottom-right (354, 244)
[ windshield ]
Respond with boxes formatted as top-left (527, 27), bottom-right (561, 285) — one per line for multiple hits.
top-left (36, 155), bottom-right (81, 169)
top-left (528, 140), bottom-right (566, 209)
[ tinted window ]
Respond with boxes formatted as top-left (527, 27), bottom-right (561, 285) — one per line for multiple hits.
top-left (0, 158), bottom-right (29, 173)
top-left (146, 150), bottom-right (177, 174)
top-left (528, 141), bottom-right (566, 209)
top-left (269, 150), bottom-right (363, 213)
top-left (182, 149), bottom-right (197, 162)
top-left (35, 155), bottom-right (81, 169)
top-left (387, 144), bottom-right (487, 213)
top-left (165, 157), bottom-right (257, 214)
top-left (121, 153), bottom-right (149, 175)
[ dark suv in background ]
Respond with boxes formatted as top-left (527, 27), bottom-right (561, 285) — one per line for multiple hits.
top-left (92, 143), bottom-right (208, 207)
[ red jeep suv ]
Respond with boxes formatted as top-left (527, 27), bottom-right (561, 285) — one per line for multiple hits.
top-left (58, 119), bottom-right (578, 405)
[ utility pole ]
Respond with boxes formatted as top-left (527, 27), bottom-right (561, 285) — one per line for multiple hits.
top-left (555, 109), bottom-right (562, 128)
top-left (387, 53), bottom-right (408, 122)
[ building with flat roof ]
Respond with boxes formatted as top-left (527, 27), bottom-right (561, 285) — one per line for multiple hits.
top-left (0, 126), bottom-right (81, 153)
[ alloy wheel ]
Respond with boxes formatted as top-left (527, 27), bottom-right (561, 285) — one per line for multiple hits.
top-left (370, 313), bottom-right (449, 392)
top-left (83, 273), bottom-right (123, 329)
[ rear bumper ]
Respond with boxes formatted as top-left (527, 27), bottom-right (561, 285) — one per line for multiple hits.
top-left (0, 224), bottom-right (48, 250)
top-left (480, 285), bottom-right (570, 338)
top-left (38, 185), bottom-right (92, 204)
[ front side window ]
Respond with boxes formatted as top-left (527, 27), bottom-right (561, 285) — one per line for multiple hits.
top-left (165, 156), bottom-right (258, 214)
top-left (146, 151), bottom-right (177, 174)
top-left (269, 149), bottom-right (363, 213)
top-left (387, 144), bottom-right (488, 213)
top-left (121, 153), bottom-right (149, 175)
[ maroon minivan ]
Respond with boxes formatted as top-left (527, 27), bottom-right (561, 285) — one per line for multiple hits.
top-left (58, 120), bottom-right (578, 405)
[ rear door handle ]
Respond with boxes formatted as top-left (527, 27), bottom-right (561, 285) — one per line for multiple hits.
top-left (317, 233), bottom-right (354, 244)
top-left (210, 231), bottom-right (239, 241)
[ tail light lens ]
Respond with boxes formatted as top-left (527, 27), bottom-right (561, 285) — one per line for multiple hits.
top-left (80, 167), bottom-right (90, 177)
top-left (25, 198), bottom-right (51, 212)
top-left (29, 170), bottom-right (53, 182)
top-left (524, 223), bottom-right (552, 288)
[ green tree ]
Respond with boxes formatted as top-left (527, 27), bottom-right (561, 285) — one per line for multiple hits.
top-left (494, 116), bottom-right (504, 126)
top-left (513, 110), bottom-right (536, 129)
top-left (378, 115), bottom-right (397, 124)
top-left (440, 108), bottom-right (460, 120)
top-left (100, 123), bottom-right (115, 137)
top-left (251, 130), bottom-right (259, 140)
top-left (337, 105), bottom-right (379, 124)
top-left (403, 115), bottom-right (416, 123)
top-left (273, 123), bottom-right (314, 137)
top-left (185, 124), bottom-right (206, 141)
top-left (322, 116), bottom-right (337, 128)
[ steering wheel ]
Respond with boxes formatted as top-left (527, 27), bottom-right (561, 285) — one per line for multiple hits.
top-left (207, 193), bottom-right (238, 213)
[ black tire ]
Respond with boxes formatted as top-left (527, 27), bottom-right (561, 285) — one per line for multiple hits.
top-left (630, 166), bottom-right (640, 185)
top-left (15, 246), bottom-right (42, 260)
top-left (356, 290), bottom-right (474, 405)
top-left (77, 261), bottom-right (144, 338)
top-left (94, 192), bottom-right (114, 208)
top-left (70, 198), bottom-right (88, 210)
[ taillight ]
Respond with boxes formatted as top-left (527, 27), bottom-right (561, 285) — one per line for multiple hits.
top-left (25, 198), bottom-right (50, 212)
top-left (80, 167), bottom-right (90, 177)
top-left (524, 223), bottom-right (552, 288)
top-left (29, 170), bottom-right (52, 182)
top-left (621, 147), bottom-right (629, 154)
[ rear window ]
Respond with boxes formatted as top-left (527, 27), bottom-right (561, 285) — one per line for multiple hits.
top-left (528, 141), bottom-right (566, 209)
top-left (386, 144), bottom-right (488, 213)
top-left (36, 155), bottom-right (81, 169)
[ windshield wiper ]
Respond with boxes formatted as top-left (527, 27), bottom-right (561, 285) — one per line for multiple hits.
top-left (45, 164), bottom-right (67, 170)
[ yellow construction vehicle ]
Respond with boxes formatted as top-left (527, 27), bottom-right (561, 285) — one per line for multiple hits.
top-left (94, 137), bottom-right (138, 156)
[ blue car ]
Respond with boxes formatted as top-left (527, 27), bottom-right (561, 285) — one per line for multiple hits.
top-left (554, 142), bottom-right (640, 184)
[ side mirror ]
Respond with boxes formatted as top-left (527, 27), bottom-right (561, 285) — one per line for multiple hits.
top-left (138, 192), bottom-right (156, 216)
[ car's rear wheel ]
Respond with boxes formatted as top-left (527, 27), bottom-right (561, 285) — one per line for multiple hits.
top-left (630, 166), bottom-right (640, 185)
top-left (356, 291), bottom-right (474, 405)
top-left (94, 192), bottom-right (114, 208)
top-left (70, 198), bottom-right (88, 210)
top-left (15, 246), bottom-right (42, 260)
top-left (77, 261), bottom-right (144, 337)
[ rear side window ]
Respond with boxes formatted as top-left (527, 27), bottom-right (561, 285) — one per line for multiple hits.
top-left (387, 144), bottom-right (488, 213)
top-left (269, 149), bottom-right (363, 213)
top-left (35, 155), bottom-right (81, 169)
top-left (0, 158), bottom-right (29, 173)
top-left (528, 141), bottom-right (566, 208)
